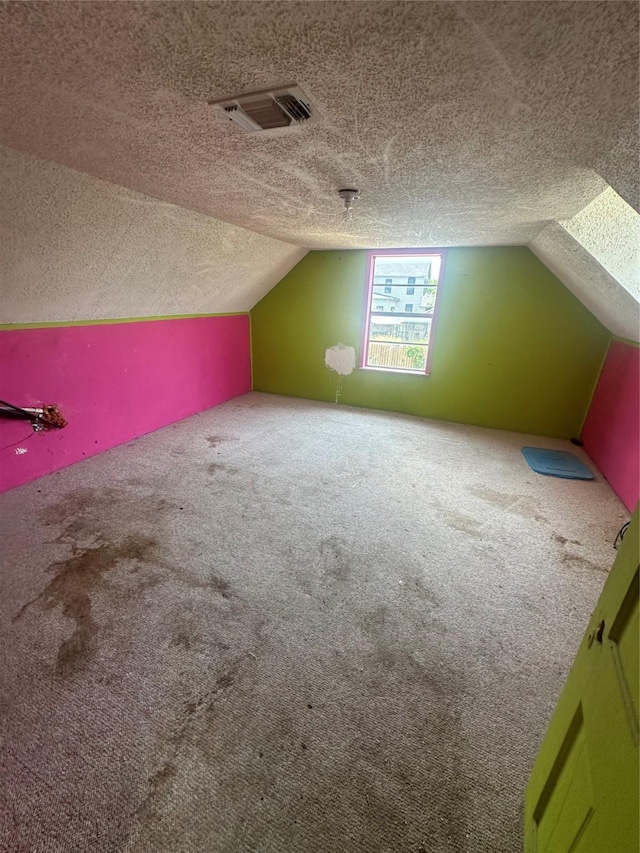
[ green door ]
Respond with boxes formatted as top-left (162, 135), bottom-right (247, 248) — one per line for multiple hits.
top-left (525, 506), bottom-right (639, 852)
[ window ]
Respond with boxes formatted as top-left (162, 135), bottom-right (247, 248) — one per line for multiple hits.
top-left (363, 252), bottom-right (444, 374)
top-left (385, 278), bottom-right (392, 284)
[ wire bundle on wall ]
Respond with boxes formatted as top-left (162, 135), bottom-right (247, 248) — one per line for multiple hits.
top-left (0, 399), bottom-right (68, 431)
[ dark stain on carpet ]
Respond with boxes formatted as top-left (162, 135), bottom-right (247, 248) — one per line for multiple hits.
top-left (161, 655), bottom-right (250, 759)
top-left (135, 760), bottom-right (178, 825)
top-left (320, 536), bottom-right (352, 582)
top-left (40, 487), bottom-right (176, 528)
top-left (361, 603), bottom-right (389, 635)
top-left (561, 552), bottom-right (605, 573)
top-left (207, 462), bottom-right (239, 476)
top-left (440, 508), bottom-right (483, 538)
top-left (209, 576), bottom-right (232, 598)
top-left (470, 485), bottom-right (548, 523)
top-left (216, 670), bottom-right (236, 690)
top-left (553, 533), bottom-right (582, 546)
top-left (169, 632), bottom-right (192, 650)
top-left (206, 435), bottom-right (237, 448)
top-left (11, 486), bottom-right (180, 677)
top-left (322, 637), bottom-right (469, 850)
top-left (408, 575), bottom-right (440, 607)
top-left (14, 534), bottom-right (157, 676)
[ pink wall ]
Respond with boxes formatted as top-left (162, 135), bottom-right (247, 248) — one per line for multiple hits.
top-left (0, 315), bottom-right (251, 492)
top-left (582, 340), bottom-right (640, 512)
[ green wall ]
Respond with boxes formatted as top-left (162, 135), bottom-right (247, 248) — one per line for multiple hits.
top-left (251, 247), bottom-right (610, 438)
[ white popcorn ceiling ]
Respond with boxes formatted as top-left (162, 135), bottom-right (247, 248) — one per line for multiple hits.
top-left (0, 1), bottom-right (638, 331)
top-left (559, 189), bottom-right (640, 303)
top-left (0, 146), bottom-right (306, 323)
top-left (531, 187), bottom-right (640, 342)
top-left (531, 225), bottom-right (639, 343)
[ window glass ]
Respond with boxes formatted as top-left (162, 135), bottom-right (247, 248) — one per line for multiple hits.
top-left (365, 254), bottom-right (443, 374)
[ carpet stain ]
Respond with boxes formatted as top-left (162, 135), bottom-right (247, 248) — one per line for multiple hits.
top-left (156, 654), bottom-right (253, 772)
top-left (561, 552), bottom-right (606, 573)
top-left (553, 533), bottom-right (582, 546)
top-left (209, 575), bottom-right (232, 598)
top-left (12, 486), bottom-right (180, 676)
top-left (41, 487), bottom-right (176, 529)
top-left (39, 487), bottom-right (234, 599)
top-left (180, 573), bottom-right (235, 598)
top-left (149, 761), bottom-right (177, 788)
top-left (320, 535), bottom-right (351, 582)
top-left (4, 395), bottom-right (616, 853)
top-left (183, 696), bottom-right (205, 717)
top-left (361, 606), bottom-right (441, 680)
top-left (440, 509), bottom-right (483, 538)
top-left (406, 576), bottom-right (440, 608)
top-left (470, 485), bottom-right (548, 523)
top-left (40, 488), bottom-right (98, 524)
top-left (216, 671), bottom-right (236, 689)
top-left (206, 435), bottom-right (237, 448)
top-left (332, 636), bottom-right (469, 849)
top-left (169, 632), bottom-right (192, 650)
top-left (207, 462), bottom-right (239, 476)
top-left (14, 534), bottom-right (157, 676)
top-left (361, 604), bottom-right (389, 638)
top-left (135, 760), bottom-right (178, 825)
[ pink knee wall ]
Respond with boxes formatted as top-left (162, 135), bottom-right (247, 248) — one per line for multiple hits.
top-left (0, 315), bottom-right (251, 493)
top-left (582, 340), bottom-right (639, 512)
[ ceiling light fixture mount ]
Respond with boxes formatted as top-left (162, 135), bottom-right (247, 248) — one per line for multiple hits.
top-left (338, 188), bottom-right (360, 222)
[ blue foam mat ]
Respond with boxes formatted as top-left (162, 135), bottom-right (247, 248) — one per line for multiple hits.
top-left (521, 447), bottom-right (594, 480)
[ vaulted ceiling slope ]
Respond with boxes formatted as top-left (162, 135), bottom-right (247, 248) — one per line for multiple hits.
top-left (0, 1), bottom-right (637, 250)
top-left (0, 1), bottom-right (637, 334)
top-left (0, 145), bottom-right (306, 323)
top-left (531, 189), bottom-right (640, 342)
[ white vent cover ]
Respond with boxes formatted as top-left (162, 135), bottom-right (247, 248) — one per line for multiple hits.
top-left (210, 85), bottom-right (317, 133)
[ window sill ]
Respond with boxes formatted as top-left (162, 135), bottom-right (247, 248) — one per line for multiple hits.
top-left (360, 366), bottom-right (430, 377)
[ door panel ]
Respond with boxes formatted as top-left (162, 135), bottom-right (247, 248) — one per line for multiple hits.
top-left (533, 706), bottom-right (595, 852)
top-left (525, 507), bottom-right (639, 852)
top-left (609, 566), bottom-right (639, 735)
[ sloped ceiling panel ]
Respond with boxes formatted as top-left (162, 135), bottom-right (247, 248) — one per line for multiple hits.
top-left (530, 222), bottom-right (640, 342)
top-left (559, 188), bottom-right (639, 303)
top-left (0, 146), bottom-right (307, 323)
top-left (596, 132), bottom-right (639, 213)
top-left (0, 1), bottom-right (636, 249)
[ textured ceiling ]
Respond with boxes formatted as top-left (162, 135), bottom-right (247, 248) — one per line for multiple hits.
top-left (531, 222), bottom-right (639, 342)
top-left (560, 188), bottom-right (640, 303)
top-left (530, 188), bottom-right (640, 342)
top-left (0, 0), bottom-right (637, 250)
top-left (0, 146), bottom-right (306, 323)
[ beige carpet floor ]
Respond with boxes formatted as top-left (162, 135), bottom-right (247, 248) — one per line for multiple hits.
top-left (0, 392), bottom-right (629, 852)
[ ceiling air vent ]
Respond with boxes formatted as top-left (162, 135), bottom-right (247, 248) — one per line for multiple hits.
top-left (210, 85), bottom-right (317, 133)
